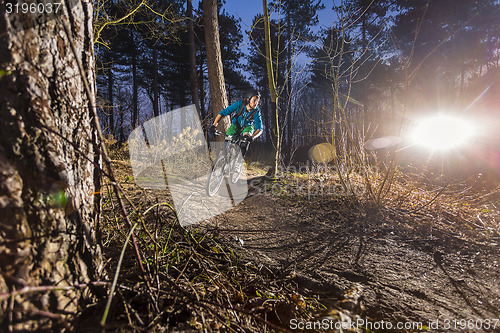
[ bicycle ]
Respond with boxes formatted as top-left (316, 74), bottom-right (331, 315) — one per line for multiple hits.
top-left (206, 129), bottom-right (247, 196)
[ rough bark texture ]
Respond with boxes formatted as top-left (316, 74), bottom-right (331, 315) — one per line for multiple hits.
top-left (0, 1), bottom-right (103, 330)
top-left (203, 0), bottom-right (229, 129)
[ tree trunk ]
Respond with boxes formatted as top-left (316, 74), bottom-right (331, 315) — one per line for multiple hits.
top-left (286, 11), bottom-right (292, 149)
top-left (119, 105), bottom-right (125, 143)
top-left (262, 82), bottom-right (272, 145)
top-left (203, 0), bottom-right (229, 129)
top-left (132, 32), bottom-right (139, 129)
top-left (199, 59), bottom-right (206, 121)
top-left (108, 64), bottom-right (114, 136)
top-left (153, 43), bottom-right (159, 117)
top-left (227, 84), bottom-right (232, 105)
top-left (179, 62), bottom-right (187, 107)
top-left (188, 0), bottom-right (201, 116)
top-left (263, 0), bottom-right (280, 175)
top-left (0, 1), bottom-right (103, 330)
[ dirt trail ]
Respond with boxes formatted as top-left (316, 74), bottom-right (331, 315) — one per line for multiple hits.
top-left (208, 178), bottom-right (500, 331)
top-left (111, 157), bottom-right (499, 331)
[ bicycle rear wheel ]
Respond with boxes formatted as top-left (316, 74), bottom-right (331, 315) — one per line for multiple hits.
top-left (206, 154), bottom-right (226, 196)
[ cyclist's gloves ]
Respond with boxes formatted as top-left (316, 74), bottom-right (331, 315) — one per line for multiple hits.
top-left (209, 125), bottom-right (217, 134)
top-left (246, 135), bottom-right (254, 142)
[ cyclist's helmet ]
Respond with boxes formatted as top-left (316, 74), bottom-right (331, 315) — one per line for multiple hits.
top-left (244, 90), bottom-right (261, 104)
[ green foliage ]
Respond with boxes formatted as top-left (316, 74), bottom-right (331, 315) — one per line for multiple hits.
top-left (41, 189), bottom-right (68, 209)
top-left (0, 70), bottom-right (12, 77)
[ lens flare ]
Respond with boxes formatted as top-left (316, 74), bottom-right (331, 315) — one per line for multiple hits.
top-left (308, 143), bottom-right (335, 163)
top-left (411, 115), bottom-right (475, 150)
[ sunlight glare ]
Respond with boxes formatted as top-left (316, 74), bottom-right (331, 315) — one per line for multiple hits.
top-left (411, 115), bottom-right (475, 150)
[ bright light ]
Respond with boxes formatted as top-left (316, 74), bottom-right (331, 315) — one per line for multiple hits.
top-left (411, 115), bottom-right (475, 150)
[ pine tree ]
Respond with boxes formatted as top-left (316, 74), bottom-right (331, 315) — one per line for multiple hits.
top-left (0, 1), bottom-right (102, 329)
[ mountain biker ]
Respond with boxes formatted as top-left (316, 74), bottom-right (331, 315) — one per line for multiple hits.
top-left (210, 90), bottom-right (263, 157)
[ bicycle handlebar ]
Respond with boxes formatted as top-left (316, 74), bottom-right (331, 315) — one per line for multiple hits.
top-left (213, 129), bottom-right (225, 136)
top-left (208, 126), bottom-right (252, 141)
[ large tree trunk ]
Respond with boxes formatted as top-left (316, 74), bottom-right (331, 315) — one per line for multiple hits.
top-left (0, 1), bottom-right (103, 330)
top-left (203, 0), bottom-right (229, 129)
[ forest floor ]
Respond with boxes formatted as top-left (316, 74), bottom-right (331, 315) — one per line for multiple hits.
top-left (210, 178), bottom-right (500, 331)
top-left (96, 148), bottom-right (500, 332)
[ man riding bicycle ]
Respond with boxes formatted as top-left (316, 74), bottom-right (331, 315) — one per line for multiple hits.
top-left (211, 90), bottom-right (263, 157)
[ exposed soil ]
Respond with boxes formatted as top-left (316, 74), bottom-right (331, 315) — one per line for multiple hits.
top-left (106, 153), bottom-right (500, 332)
top-left (203, 172), bottom-right (500, 332)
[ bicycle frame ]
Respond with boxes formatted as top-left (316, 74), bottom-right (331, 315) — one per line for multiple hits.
top-left (213, 129), bottom-right (245, 162)
top-left (206, 129), bottom-right (247, 196)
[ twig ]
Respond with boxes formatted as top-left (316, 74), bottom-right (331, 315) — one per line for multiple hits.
top-left (200, 299), bottom-right (293, 333)
top-left (59, 2), bottom-right (159, 313)
top-left (8, 287), bottom-right (14, 333)
top-left (101, 221), bottom-right (139, 326)
top-left (0, 282), bottom-right (111, 301)
top-left (409, 185), bottom-right (448, 214)
top-left (118, 289), bottom-right (145, 327)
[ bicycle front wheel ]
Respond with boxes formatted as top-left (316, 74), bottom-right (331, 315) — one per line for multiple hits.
top-left (206, 154), bottom-right (226, 196)
top-left (229, 145), bottom-right (244, 184)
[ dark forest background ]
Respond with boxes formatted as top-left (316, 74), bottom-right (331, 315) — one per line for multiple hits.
top-left (95, 0), bottom-right (500, 171)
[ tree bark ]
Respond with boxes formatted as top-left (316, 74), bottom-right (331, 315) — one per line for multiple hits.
top-left (0, 1), bottom-right (103, 329)
top-left (131, 32), bottom-right (139, 129)
top-left (108, 64), bottom-right (114, 136)
top-left (262, 82), bottom-right (272, 145)
top-left (263, 0), bottom-right (280, 175)
top-left (203, 0), bottom-right (229, 129)
top-left (153, 43), bottom-right (159, 117)
top-left (188, 0), bottom-right (201, 116)
top-left (286, 10), bottom-right (292, 148)
top-left (119, 105), bottom-right (125, 143)
top-left (199, 58), bottom-right (206, 121)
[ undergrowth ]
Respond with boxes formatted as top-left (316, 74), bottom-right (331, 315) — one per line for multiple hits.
top-left (88, 156), bottom-right (325, 332)
top-left (86, 141), bottom-right (499, 332)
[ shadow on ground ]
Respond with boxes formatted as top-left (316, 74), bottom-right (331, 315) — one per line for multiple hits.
top-left (208, 190), bottom-right (500, 330)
